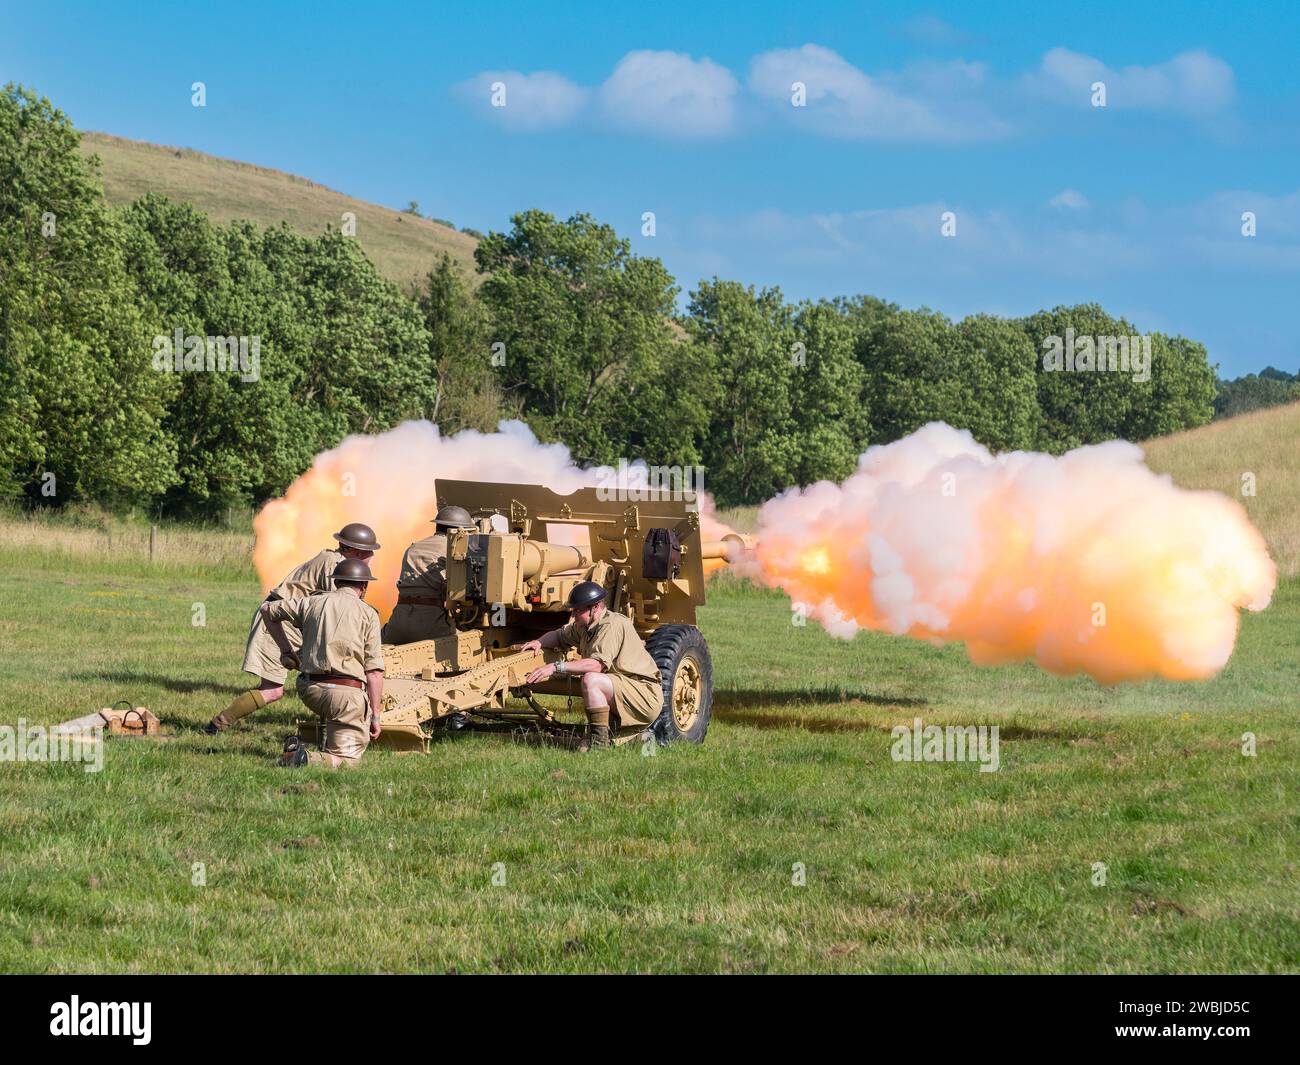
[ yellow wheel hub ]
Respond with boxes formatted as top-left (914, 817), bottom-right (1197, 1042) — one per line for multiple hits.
top-left (671, 654), bottom-right (703, 733)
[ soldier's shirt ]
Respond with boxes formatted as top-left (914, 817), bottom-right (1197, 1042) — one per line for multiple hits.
top-left (557, 610), bottom-right (659, 686)
top-left (269, 548), bottom-right (345, 601)
top-left (241, 547), bottom-right (345, 682)
top-left (395, 533), bottom-right (448, 594)
top-left (265, 590), bottom-right (384, 683)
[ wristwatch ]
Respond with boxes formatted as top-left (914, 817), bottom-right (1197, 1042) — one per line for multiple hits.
top-left (554, 661), bottom-right (565, 676)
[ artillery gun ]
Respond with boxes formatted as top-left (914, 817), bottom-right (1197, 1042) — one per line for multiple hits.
top-left (332, 479), bottom-right (749, 751)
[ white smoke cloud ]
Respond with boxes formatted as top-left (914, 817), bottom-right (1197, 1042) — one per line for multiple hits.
top-left (742, 422), bottom-right (1275, 684)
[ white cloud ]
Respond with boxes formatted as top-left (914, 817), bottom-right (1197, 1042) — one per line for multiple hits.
top-left (456, 44), bottom-right (1240, 141)
top-left (453, 70), bottom-right (587, 130)
top-left (902, 15), bottom-right (970, 47)
top-left (748, 44), bottom-right (1010, 142)
top-left (597, 51), bottom-right (738, 137)
top-left (1050, 189), bottom-right (1090, 210)
top-left (684, 187), bottom-right (1300, 287)
top-left (1027, 47), bottom-right (1236, 114)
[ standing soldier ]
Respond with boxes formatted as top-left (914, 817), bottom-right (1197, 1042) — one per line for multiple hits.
top-left (204, 522), bottom-right (381, 734)
top-left (519, 581), bottom-right (663, 752)
top-left (381, 504), bottom-right (475, 645)
top-left (264, 558), bottom-right (385, 768)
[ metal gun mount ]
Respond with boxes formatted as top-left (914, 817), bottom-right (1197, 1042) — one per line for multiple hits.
top-left (300, 479), bottom-right (751, 751)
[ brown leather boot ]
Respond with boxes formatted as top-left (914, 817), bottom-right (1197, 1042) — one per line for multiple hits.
top-left (577, 724), bottom-right (611, 752)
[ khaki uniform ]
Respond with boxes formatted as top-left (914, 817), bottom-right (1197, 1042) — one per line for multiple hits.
top-left (557, 610), bottom-right (663, 727)
top-left (265, 590), bottom-right (384, 766)
top-left (382, 533), bottom-right (453, 644)
top-left (241, 548), bottom-right (344, 684)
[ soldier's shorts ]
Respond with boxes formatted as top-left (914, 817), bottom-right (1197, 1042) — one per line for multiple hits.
top-left (297, 680), bottom-right (371, 767)
top-left (382, 603), bottom-right (454, 645)
top-left (241, 604), bottom-right (303, 685)
top-left (608, 674), bottom-right (663, 729)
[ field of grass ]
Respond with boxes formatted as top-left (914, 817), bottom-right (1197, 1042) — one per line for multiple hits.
top-left (81, 131), bottom-right (479, 291)
top-left (0, 537), bottom-right (1295, 973)
top-left (1, 405), bottom-right (1295, 973)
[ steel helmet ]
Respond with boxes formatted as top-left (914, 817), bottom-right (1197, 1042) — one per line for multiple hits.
top-left (332, 558), bottom-right (379, 584)
top-left (333, 522), bottom-right (381, 551)
top-left (433, 505), bottom-right (475, 529)
top-left (567, 581), bottom-right (607, 609)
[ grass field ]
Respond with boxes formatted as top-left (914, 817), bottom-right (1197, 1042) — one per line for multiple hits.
top-left (0, 548), bottom-right (1295, 973)
top-left (1, 406), bottom-right (1296, 973)
top-left (81, 131), bottom-right (480, 290)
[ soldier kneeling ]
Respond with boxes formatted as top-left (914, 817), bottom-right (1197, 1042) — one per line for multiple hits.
top-left (261, 558), bottom-right (385, 768)
top-left (519, 582), bottom-right (662, 752)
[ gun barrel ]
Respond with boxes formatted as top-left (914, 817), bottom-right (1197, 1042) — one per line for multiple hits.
top-left (520, 541), bottom-right (590, 579)
top-left (701, 533), bottom-right (754, 563)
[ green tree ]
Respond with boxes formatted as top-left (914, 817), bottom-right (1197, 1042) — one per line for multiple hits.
top-left (250, 224), bottom-right (437, 496)
top-left (949, 314), bottom-right (1040, 450)
top-left (1135, 333), bottom-right (1216, 438)
top-left (0, 84), bottom-right (176, 505)
top-left (1213, 373), bottom-right (1300, 420)
top-left (857, 309), bottom-right (961, 443)
top-left (855, 309), bottom-right (1039, 451)
top-left (789, 300), bottom-right (869, 483)
top-left (1018, 304), bottom-right (1213, 449)
top-left (475, 210), bottom-right (704, 466)
top-left (416, 253), bottom-right (510, 433)
top-left (123, 197), bottom-right (441, 512)
top-left (121, 195), bottom-right (261, 513)
top-left (685, 279), bottom-right (799, 504)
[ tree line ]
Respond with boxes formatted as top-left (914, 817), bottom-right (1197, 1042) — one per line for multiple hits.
top-left (2, 84), bottom-right (1228, 514)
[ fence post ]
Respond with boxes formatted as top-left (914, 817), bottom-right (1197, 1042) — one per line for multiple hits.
top-left (150, 524), bottom-right (157, 563)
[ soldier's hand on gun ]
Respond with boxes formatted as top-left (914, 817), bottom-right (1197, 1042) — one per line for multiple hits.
top-left (524, 663), bottom-right (555, 685)
top-left (515, 639), bottom-right (543, 653)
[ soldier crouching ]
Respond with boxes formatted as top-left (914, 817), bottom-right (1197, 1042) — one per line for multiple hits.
top-left (261, 558), bottom-right (385, 768)
top-left (518, 581), bottom-right (662, 752)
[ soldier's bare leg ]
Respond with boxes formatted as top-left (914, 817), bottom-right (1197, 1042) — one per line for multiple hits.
top-left (577, 672), bottom-right (614, 752)
top-left (210, 607), bottom-right (302, 733)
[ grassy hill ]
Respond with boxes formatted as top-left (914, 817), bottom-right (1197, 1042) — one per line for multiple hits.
top-left (1144, 400), bottom-right (1299, 578)
top-left (80, 131), bottom-right (479, 290)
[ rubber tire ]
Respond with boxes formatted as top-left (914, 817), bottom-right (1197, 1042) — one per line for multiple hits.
top-left (646, 624), bottom-right (713, 745)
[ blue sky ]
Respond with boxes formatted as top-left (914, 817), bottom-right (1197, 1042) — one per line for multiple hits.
top-left (4, 0), bottom-right (1298, 377)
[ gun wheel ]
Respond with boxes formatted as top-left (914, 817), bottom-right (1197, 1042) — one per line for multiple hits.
top-left (672, 657), bottom-right (703, 732)
top-left (646, 624), bottom-right (713, 745)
